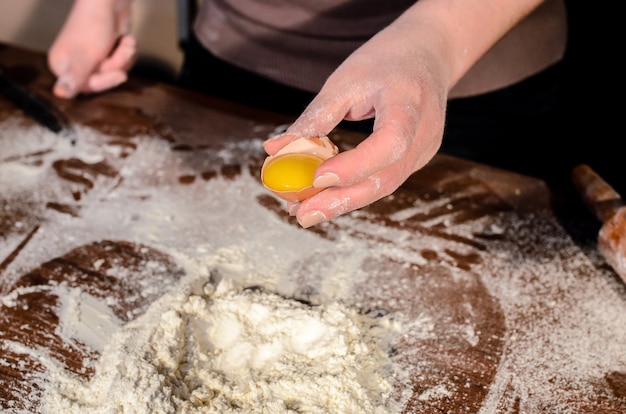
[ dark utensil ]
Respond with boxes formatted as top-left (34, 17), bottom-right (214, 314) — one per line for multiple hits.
top-left (0, 66), bottom-right (72, 136)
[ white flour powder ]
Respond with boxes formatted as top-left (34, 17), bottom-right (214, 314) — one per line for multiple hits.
top-left (43, 273), bottom-right (402, 414)
top-left (3, 122), bottom-right (626, 413)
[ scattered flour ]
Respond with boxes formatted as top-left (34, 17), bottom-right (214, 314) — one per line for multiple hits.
top-left (55, 286), bottom-right (124, 353)
top-left (2, 122), bottom-right (626, 413)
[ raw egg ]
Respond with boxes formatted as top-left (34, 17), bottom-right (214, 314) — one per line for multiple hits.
top-left (261, 136), bottom-right (339, 202)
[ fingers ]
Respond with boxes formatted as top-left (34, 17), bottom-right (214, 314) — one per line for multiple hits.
top-left (262, 132), bottom-right (300, 156)
top-left (85, 35), bottom-right (136, 93)
top-left (262, 94), bottom-right (353, 156)
top-left (51, 74), bottom-right (78, 99)
top-left (267, 86), bottom-right (445, 229)
top-left (320, 103), bottom-right (421, 185)
top-left (49, 43), bottom-right (96, 98)
top-left (47, 0), bottom-right (135, 99)
top-left (271, 112), bottom-right (416, 228)
top-left (50, 34), bottom-right (136, 99)
top-left (51, 63), bottom-right (98, 99)
top-left (98, 35), bottom-right (137, 73)
top-left (288, 94), bottom-right (355, 139)
top-left (295, 165), bottom-right (405, 228)
top-left (86, 70), bottom-right (128, 94)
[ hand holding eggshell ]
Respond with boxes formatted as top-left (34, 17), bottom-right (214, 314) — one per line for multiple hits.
top-left (261, 136), bottom-right (339, 202)
top-left (260, 3), bottom-right (450, 228)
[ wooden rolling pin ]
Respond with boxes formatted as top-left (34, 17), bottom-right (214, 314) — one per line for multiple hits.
top-left (572, 164), bottom-right (626, 283)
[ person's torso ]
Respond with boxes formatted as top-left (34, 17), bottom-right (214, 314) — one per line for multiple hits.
top-left (193, 0), bottom-right (568, 97)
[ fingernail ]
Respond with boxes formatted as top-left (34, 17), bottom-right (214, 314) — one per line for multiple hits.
top-left (313, 172), bottom-right (339, 189)
top-left (265, 129), bottom-right (290, 142)
top-left (265, 133), bottom-right (281, 142)
top-left (54, 75), bottom-right (76, 98)
top-left (298, 210), bottom-right (327, 228)
top-left (288, 202), bottom-right (299, 216)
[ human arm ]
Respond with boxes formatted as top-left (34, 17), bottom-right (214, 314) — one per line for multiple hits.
top-left (263, 0), bottom-right (546, 228)
top-left (47, 0), bottom-right (136, 99)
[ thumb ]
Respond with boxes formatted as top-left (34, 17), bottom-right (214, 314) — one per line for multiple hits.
top-left (48, 41), bottom-right (102, 99)
top-left (48, 57), bottom-right (92, 99)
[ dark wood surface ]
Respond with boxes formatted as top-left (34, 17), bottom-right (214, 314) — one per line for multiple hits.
top-left (1, 43), bottom-right (625, 413)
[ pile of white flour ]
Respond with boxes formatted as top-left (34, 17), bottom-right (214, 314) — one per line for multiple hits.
top-left (43, 271), bottom-right (403, 414)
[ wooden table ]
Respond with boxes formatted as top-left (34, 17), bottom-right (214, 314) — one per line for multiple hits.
top-left (1, 43), bottom-right (625, 413)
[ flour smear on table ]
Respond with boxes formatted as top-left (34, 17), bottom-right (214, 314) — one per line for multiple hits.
top-left (1, 122), bottom-right (626, 413)
top-left (1, 122), bottom-right (412, 413)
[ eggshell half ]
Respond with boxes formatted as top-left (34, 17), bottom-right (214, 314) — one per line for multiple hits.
top-left (261, 136), bottom-right (339, 202)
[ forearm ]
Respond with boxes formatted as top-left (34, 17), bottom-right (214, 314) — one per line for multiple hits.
top-left (396, 0), bottom-right (545, 91)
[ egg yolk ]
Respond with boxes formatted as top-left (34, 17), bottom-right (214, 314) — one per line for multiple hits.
top-left (263, 154), bottom-right (323, 191)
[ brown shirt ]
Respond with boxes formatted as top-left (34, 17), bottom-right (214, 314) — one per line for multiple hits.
top-left (193, 0), bottom-right (568, 98)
